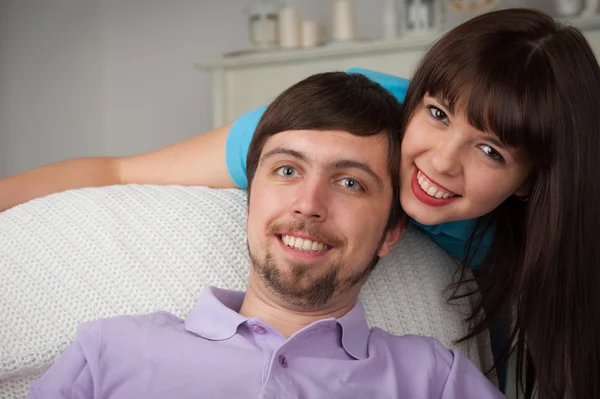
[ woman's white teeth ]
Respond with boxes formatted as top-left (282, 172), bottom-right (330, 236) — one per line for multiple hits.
top-left (417, 171), bottom-right (454, 199)
top-left (282, 235), bottom-right (327, 252)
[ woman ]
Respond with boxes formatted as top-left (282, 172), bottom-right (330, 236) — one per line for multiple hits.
top-left (2, 8), bottom-right (599, 398)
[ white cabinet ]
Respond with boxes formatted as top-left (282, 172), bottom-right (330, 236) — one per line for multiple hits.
top-left (197, 16), bottom-right (600, 129)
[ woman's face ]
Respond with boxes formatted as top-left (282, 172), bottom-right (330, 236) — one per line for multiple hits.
top-left (400, 94), bottom-right (532, 225)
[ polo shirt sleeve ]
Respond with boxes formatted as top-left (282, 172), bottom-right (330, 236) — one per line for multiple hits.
top-left (28, 327), bottom-right (97, 398)
top-left (430, 339), bottom-right (504, 398)
top-left (224, 68), bottom-right (410, 189)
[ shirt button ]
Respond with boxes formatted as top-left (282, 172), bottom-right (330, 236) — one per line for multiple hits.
top-left (278, 355), bottom-right (288, 368)
top-left (251, 325), bottom-right (267, 334)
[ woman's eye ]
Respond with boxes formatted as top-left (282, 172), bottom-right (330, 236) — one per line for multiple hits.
top-left (479, 144), bottom-right (505, 162)
top-left (337, 177), bottom-right (364, 192)
top-left (427, 105), bottom-right (449, 123)
top-left (275, 166), bottom-right (299, 178)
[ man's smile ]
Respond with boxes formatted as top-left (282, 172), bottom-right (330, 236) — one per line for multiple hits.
top-left (275, 234), bottom-right (333, 261)
top-left (281, 234), bottom-right (329, 252)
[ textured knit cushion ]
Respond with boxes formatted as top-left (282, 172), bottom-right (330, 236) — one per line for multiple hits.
top-left (0, 185), bottom-right (494, 398)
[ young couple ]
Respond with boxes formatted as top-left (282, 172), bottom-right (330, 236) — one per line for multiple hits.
top-left (7, 8), bottom-right (600, 399)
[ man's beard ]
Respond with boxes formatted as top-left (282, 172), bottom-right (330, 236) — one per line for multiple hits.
top-left (250, 249), bottom-right (380, 308)
top-left (249, 219), bottom-right (389, 307)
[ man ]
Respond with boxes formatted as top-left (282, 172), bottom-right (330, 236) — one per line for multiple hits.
top-left (28, 72), bottom-right (503, 398)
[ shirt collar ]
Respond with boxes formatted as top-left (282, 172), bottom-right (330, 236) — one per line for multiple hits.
top-left (185, 286), bottom-right (371, 360)
top-left (185, 286), bottom-right (248, 340)
top-left (336, 301), bottom-right (371, 360)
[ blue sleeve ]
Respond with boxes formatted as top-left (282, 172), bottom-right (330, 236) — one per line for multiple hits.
top-left (224, 68), bottom-right (410, 189)
top-left (345, 67), bottom-right (410, 103)
top-left (225, 105), bottom-right (268, 190)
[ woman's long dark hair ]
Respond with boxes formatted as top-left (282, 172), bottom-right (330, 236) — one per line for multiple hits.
top-left (400, 8), bottom-right (600, 398)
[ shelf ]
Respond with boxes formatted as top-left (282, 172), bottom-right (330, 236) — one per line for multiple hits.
top-left (196, 14), bottom-right (600, 70)
top-left (196, 34), bottom-right (439, 69)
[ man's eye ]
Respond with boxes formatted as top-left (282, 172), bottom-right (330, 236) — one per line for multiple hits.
top-left (337, 177), bottom-right (364, 192)
top-left (275, 166), bottom-right (299, 178)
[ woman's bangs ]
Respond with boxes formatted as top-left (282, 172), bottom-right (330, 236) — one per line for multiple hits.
top-left (418, 52), bottom-right (554, 168)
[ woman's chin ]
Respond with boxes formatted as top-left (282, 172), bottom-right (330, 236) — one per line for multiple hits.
top-left (401, 196), bottom-right (459, 226)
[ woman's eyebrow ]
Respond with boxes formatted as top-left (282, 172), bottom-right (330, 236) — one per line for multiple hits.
top-left (483, 135), bottom-right (507, 149)
top-left (430, 95), bottom-right (455, 116)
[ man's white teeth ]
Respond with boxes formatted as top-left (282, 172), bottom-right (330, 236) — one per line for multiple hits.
top-left (417, 171), bottom-right (455, 199)
top-left (282, 235), bottom-right (327, 252)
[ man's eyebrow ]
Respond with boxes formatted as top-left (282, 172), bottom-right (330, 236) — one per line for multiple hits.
top-left (260, 148), bottom-right (386, 189)
top-left (260, 147), bottom-right (310, 164)
top-left (327, 159), bottom-right (384, 189)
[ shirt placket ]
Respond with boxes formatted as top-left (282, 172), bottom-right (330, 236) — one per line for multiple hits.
top-left (246, 320), bottom-right (300, 399)
top-left (244, 320), bottom-right (288, 399)
top-left (258, 342), bottom-right (298, 399)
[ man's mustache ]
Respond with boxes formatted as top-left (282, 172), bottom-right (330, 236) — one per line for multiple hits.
top-left (266, 220), bottom-right (346, 248)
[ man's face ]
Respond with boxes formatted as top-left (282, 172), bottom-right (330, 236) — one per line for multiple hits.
top-left (246, 129), bottom-right (402, 309)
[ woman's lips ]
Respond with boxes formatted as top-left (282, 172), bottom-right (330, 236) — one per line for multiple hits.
top-left (410, 167), bottom-right (459, 207)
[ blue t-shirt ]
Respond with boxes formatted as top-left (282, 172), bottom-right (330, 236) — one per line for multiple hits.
top-left (225, 68), bottom-right (493, 267)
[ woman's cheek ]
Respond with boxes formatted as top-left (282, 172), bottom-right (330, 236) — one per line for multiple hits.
top-left (469, 174), bottom-right (512, 205)
top-left (401, 131), bottom-right (421, 158)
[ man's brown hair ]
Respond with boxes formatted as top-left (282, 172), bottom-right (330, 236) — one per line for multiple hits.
top-left (245, 71), bottom-right (404, 231)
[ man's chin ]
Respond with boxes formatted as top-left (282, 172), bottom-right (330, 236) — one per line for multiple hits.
top-left (270, 289), bottom-right (337, 309)
top-left (250, 250), bottom-right (345, 308)
top-left (264, 272), bottom-right (339, 308)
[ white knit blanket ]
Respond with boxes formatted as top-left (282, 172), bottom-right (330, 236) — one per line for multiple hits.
top-left (0, 185), bottom-right (494, 398)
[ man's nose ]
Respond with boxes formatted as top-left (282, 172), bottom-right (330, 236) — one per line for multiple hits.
top-left (431, 140), bottom-right (463, 177)
top-left (291, 179), bottom-right (329, 221)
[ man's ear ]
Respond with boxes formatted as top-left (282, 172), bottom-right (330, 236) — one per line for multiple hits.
top-left (376, 216), bottom-right (408, 258)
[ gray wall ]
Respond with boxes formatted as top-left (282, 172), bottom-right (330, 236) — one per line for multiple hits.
top-left (0, 0), bottom-right (395, 178)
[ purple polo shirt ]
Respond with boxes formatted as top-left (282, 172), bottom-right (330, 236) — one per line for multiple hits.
top-left (28, 286), bottom-right (504, 399)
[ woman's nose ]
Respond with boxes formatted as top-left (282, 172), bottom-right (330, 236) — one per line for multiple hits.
top-left (431, 141), bottom-right (463, 177)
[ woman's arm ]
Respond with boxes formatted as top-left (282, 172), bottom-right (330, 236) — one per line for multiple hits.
top-left (0, 69), bottom-right (408, 213)
top-left (0, 123), bottom-right (235, 212)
